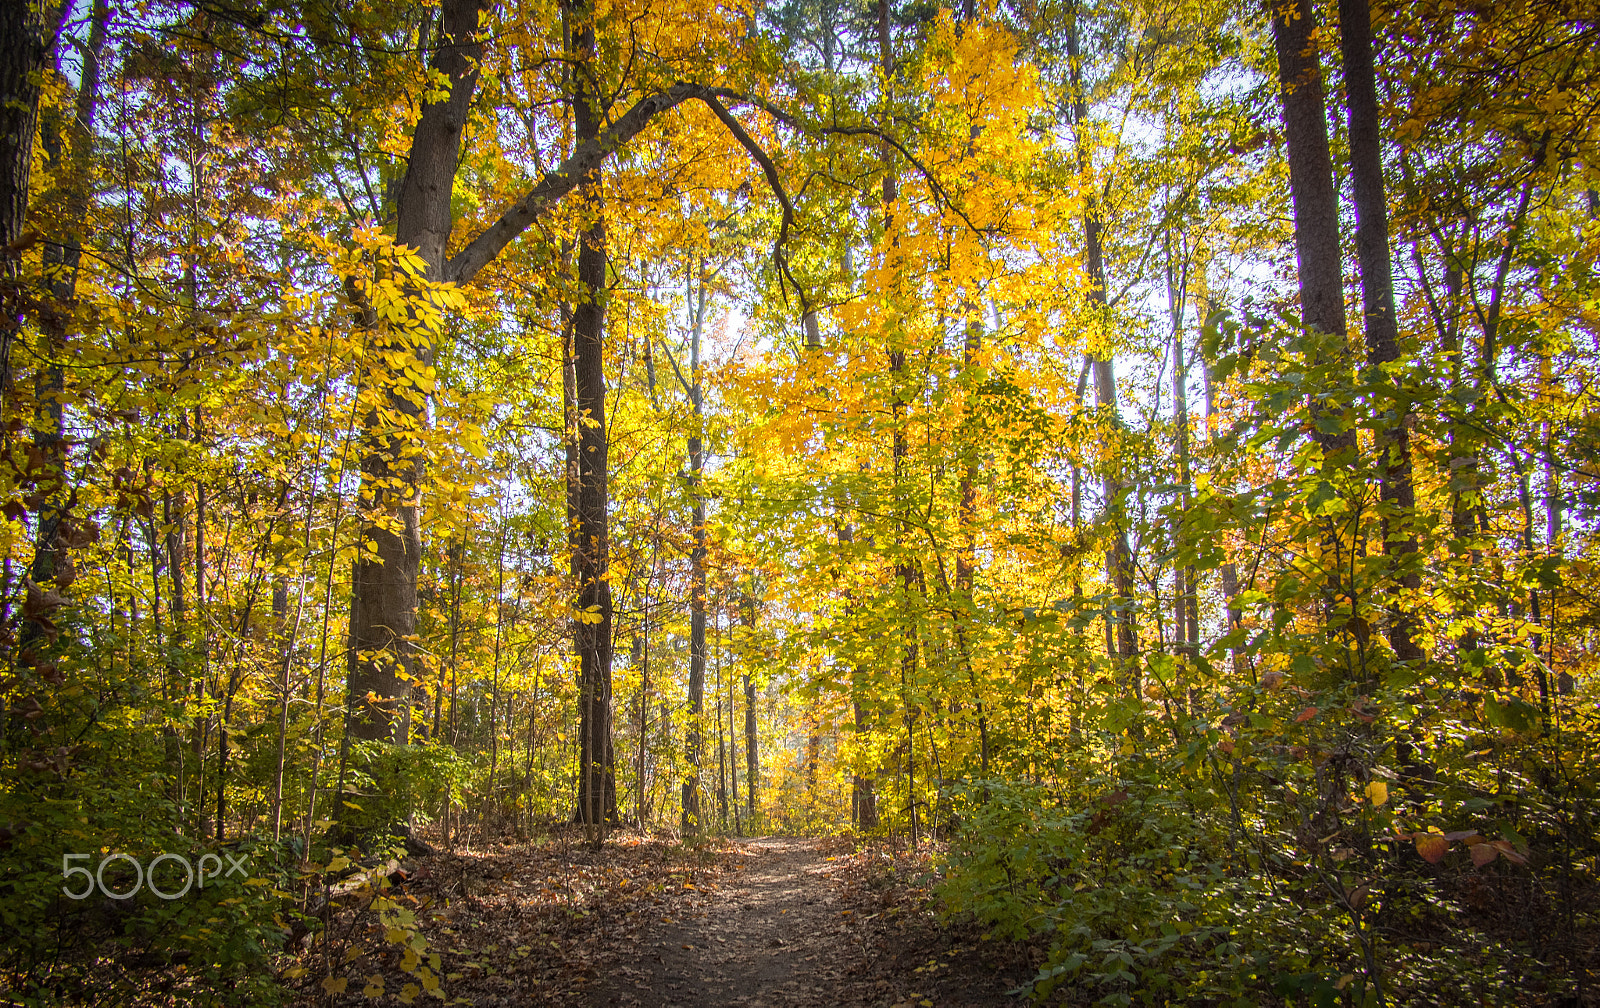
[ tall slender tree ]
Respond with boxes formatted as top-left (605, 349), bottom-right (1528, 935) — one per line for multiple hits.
top-left (1338, 0), bottom-right (1422, 663)
top-left (567, 0), bottom-right (618, 839)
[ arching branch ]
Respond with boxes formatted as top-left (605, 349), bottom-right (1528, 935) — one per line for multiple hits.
top-left (447, 81), bottom-right (716, 284)
top-left (447, 81), bottom-right (970, 327)
top-left (697, 94), bottom-right (810, 317)
top-left (709, 89), bottom-right (990, 240)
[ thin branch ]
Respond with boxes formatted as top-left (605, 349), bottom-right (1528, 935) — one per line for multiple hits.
top-left (710, 89), bottom-right (990, 239)
top-left (657, 330), bottom-right (695, 402)
top-left (697, 94), bottom-right (808, 316)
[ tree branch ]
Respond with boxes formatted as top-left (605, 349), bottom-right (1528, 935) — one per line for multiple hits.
top-left (696, 94), bottom-right (809, 316)
top-left (710, 89), bottom-right (990, 239)
top-left (448, 81), bottom-right (981, 315)
top-left (447, 82), bottom-right (715, 284)
top-left (657, 330), bottom-right (695, 402)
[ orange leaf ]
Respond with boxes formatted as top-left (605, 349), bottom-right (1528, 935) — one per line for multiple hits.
top-left (1415, 833), bottom-right (1450, 864)
top-left (1468, 843), bottom-right (1498, 867)
top-left (1295, 706), bottom-right (1318, 723)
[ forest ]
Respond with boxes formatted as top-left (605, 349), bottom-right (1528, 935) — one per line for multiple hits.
top-left (0, 0), bottom-right (1595, 1002)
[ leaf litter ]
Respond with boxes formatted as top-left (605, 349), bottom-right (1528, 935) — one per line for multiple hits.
top-left (288, 830), bottom-right (1039, 1007)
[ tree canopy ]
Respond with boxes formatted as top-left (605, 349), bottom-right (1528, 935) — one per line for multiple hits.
top-left (0, 0), bottom-right (1597, 1001)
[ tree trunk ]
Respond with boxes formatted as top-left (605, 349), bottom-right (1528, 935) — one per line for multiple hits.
top-left (740, 590), bottom-right (758, 822)
top-left (1271, 0), bottom-right (1366, 651)
top-left (840, 521), bottom-right (878, 830)
top-left (1271, 0), bottom-right (1350, 373)
top-left (957, 310), bottom-right (989, 777)
top-left (488, 523), bottom-right (507, 822)
top-left (630, 608), bottom-right (643, 832)
top-left (682, 268), bottom-right (709, 836)
top-left (715, 616), bottom-right (728, 831)
top-left (0, 0), bottom-right (49, 391)
top-left (569, 0), bottom-right (616, 837)
top-left (1068, 1), bottom-right (1138, 682)
top-left (345, 0), bottom-right (487, 753)
top-left (1271, 0), bottom-right (1358, 447)
top-left (1167, 230), bottom-right (1198, 669)
top-left (724, 607), bottom-right (739, 834)
top-left (28, 0), bottom-right (107, 595)
top-left (879, 0), bottom-right (922, 845)
top-left (1338, 0), bottom-right (1422, 663)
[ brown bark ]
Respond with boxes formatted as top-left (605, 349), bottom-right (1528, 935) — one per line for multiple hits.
top-left (1271, 0), bottom-right (1367, 650)
top-left (852, 694), bottom-right (877, 828)
top-left (0, 0), bottom-right (49, 390)
top-left (1271, 0), bottom-right (1351, 376)
top-left (346, 0), bottom-right (488, 749)
top-left (880, 0), bottom-right (921, 844)
top-left (837, 522), bottom-right (878, 829)
top-left (953, 0), bottom-right (987, 765)
top-left (1271, 0), bottom-right (1356, 460)
top-left (1167, 232), bottom-right (1198, 665)
top-left (28, 0), bottom-right (108, 598)
top-left (724, 606), bottom-right (739, 833)
top-left (568, 0), bottom-right (616, 837)
top-left (957, 314), bottom-right (989, 778)
top-left (716, 606), bottom-right (729, 830)
top-left (1338, 0), bottom-right (1422, 663)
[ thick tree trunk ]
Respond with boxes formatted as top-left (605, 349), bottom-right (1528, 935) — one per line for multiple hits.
top-left (346, 0), bottom-right (486, 751)
top-left (568, 1), bottom-right (616, 839)
top-left (5, 0), bottom-right (69, 707)
top-left (1271, 0), bottom-right (1367, 650)
top-left (28, 0), bottom-right (106, 597)
top-left (571, 208), bottom-right (617, 838)
top-left (1271, 0), bottom-right (1360, 453)
top-left (0, 0), bottom-right (48, 381)
top-left (1338, 0), bottom-right (1422, 663)
top-left (1271, 0), bottom-right (1350, 370)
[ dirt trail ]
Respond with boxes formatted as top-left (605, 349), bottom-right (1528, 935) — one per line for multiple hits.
top-left (589, 837), bottom-right (854, 1006)
top-left (586, 836), bottom-right (1026, 1007)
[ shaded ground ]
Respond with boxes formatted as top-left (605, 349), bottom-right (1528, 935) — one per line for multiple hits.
top-left (586, 836), bottom-right (1030, 1007)
top-left (586, 836), bottom-right (853, 1006)
top-left (291, 831), bottom-right (1038, 1007)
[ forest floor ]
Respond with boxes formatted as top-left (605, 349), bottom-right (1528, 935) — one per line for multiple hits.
top-left (299, 830), bottom-right (1040, 1007)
